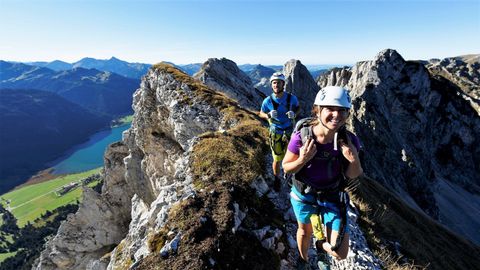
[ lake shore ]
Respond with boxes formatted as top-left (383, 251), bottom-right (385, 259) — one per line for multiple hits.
top-left (14, 168), bottom-right (63, 190)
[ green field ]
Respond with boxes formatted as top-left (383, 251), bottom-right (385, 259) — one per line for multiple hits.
top-left (0, 168), bottom-right (101, 227)
top-left (0, 231), bottom-right (16, 263)
top-left (112, 114), bottom-right (133, 127)
top-left (0, 251), bottom-right (18, 263)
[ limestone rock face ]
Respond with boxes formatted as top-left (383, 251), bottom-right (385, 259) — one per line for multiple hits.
top-left (33, 142), bottom-right (131, 270)
top-left (283, 59), bottom-right (319, 117)
top-left (122, 66), bottom-right (223, 204)
top-left (318, 49), bottom-right (480, 244)
top-left (33, 65), bottom-right (228, 269)
top-left (317, 66), bottom-right (352, 88)
top-left (107, 65), bottom-right (232, 269)
top-left (194, 58), bottom-right (262, 110)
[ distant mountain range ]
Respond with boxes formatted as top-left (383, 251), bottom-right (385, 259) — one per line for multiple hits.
top-left (29, 57), bottom-right (151, 79)
top-left (174, 63), bottom-right (202, 76)
top-left (238, 64), bottom-right (282, 72)
top-left (0, 89), bottom-right (110, 193)
top-left (0, 61), bottom-right (139, 118)
top-left (20, 57), bottom-right (341, 82)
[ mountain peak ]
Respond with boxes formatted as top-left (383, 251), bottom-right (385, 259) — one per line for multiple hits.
top-left (108, 56), bottom-right (122, 62)
top-left (374, 48), bottom-right (405, 63)
top-left (194, 57), bottom-right (260, 110)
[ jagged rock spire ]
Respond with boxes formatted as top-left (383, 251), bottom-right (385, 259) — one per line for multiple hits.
top-left (319, 48), bottom-right (480, 244)
top-left (194, 57), bottom-right (262, 110)
top-left (283, 59), bottom-right (318, 117)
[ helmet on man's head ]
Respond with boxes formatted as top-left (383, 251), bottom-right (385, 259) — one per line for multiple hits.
top-left (270, 72), bottom-right (285, 84)
top-left (314, 86), bottom-right (351, 109)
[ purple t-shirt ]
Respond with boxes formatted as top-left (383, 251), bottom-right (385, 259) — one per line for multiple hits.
top-left (287, 130), bottom-right (361, 189)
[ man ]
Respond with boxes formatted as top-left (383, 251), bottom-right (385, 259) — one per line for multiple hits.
top-left (259, 72), bottom-right (300, 191)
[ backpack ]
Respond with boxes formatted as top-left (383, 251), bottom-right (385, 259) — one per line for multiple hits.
top-left (284, 117), bottom-right (352, 189)
top-left (294, 117), bottom-right (350, 150)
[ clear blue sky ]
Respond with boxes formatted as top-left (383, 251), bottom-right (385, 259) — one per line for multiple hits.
top-left (1, 0), bottom-right (479, 65)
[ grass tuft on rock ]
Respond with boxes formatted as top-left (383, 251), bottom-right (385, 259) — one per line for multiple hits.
top-left (191, 119), bottom-right (268, 189)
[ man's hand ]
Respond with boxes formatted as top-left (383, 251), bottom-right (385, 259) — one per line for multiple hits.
top-left (268, 110), bottom-right (278, 119)
top-left (286, 111), bottom-right (296, 119)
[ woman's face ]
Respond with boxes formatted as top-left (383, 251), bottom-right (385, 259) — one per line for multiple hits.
top-left (317, 106), bottom-right (349, 130)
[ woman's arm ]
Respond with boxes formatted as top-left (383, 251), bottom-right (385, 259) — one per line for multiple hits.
top-left (282, 138), bottom-right (317, 174)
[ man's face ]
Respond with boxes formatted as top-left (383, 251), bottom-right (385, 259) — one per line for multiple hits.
top-left (271, 80), bottom-right (284, 94)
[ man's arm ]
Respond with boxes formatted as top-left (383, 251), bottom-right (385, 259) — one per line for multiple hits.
top-left (259, 110), bottom-right (270, 120)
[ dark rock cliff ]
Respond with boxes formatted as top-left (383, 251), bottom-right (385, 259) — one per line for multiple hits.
top-left (318, 49), bottom-right (480, 244)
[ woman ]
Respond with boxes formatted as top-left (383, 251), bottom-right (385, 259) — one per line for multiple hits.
top-left (282, 86), bottom-right (363, 269)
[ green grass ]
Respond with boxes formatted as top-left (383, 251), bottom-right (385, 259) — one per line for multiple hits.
top-left (0, 231), bottom-right (14, 252)
top-left (112, 115), bottom-right (133, 127)
top-left (0, 232), bottom-right (13, 245)
top-left (0, 251), bottom-right (18, 263)
top-left (0, 168), bottom-right (101, 227)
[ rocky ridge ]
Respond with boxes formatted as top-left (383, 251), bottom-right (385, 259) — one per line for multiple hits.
top-left (425, 54), bottom-right (480, 114)
top-left (33, 63), bottom-right (382, 270)
top-left (318, 49), bottom-right (480, 244)
top-left (32, 51), bottom-right (480, 270)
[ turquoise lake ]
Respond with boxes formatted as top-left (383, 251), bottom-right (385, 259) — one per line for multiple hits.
top-left (51, 124), bottom-right (131, 174)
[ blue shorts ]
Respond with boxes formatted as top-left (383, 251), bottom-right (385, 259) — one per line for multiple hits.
top-left (290, 186), bottom-right (348, 233)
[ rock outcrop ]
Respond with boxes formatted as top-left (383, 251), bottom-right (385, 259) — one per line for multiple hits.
top-left (34, 142), bottom-right (132, 269)
top-left (193, 58), bottom-right (262, 110)
top-left (425, 54), bottom-right (480, 114)
top-left (318, 49), bottom-right (480, 244)
top-left (283, 59), bottom-right (319, 117)
top-left (317, 66), bottom-right (352, 88)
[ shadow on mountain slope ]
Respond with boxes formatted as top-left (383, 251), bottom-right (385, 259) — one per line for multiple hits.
top-left (352, 176), bottom-right (480, 270)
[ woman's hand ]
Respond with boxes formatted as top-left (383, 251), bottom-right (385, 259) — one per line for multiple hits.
top-left (339, 138), bottom-right (359, 163)
top-left (341, 137), bottom-right (364, 180)
top-left (299, 138), bottom-right (317, 163)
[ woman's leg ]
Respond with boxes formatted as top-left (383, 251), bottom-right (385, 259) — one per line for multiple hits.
top-left (321, 229), bottom-right (349, 259)
top-left (320, 202), bottom-right (349, 260)
top-left (296, 221), bottom-right (313, 261)
top-left (290, 186), bottom-right (316, 261)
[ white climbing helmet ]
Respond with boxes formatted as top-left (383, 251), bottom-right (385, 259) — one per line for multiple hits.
top-left (314, 86), bottom-right (351, 108)
top-left (269, 72), bottom-right (285, 83)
